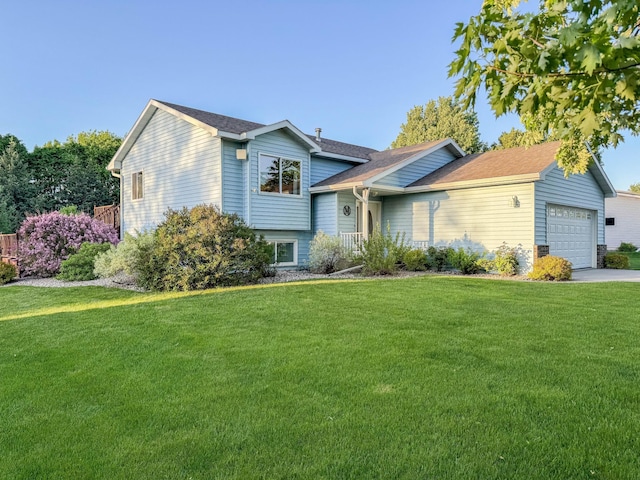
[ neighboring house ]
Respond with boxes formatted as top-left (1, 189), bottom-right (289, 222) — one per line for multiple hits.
top-left (108, 100), bottom-right (616, 272)
top-left (605, 190), bottom-right (640, 250)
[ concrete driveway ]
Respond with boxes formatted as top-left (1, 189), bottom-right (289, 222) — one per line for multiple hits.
top-left (571, 269), bottom-right (640, 282)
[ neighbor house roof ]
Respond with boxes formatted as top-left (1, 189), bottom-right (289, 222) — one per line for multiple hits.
top-left (312, 139), bottom-right (465, 189)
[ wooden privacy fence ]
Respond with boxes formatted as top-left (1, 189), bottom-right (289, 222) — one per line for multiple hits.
top-left (0, 233), bottom-right (18, 268)
top-left (94, 204), bottom-right (120, 236)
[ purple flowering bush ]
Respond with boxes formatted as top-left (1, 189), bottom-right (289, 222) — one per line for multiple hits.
top-left (18, 212), bottom-right (119, 277)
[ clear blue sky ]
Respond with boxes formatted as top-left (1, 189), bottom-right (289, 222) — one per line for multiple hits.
top-left (1, 0), bottom-right (638, 190)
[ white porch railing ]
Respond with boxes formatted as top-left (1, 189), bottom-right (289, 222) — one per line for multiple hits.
top-left (340, 232), bottom-right (364, 253)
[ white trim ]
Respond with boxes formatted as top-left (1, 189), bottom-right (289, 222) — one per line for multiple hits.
top-left (313, 151), bottom-right (369, 164)
top-left (364, 139), bottom-right (465, 185)
top-left (404, 174), bottom-right (541, 193)
top-left (243, 120), bottom-right (321, 153)
top-left (258, 152), bottom-right (303, 197)
top-left (268, 239), bottom-right (299, 267)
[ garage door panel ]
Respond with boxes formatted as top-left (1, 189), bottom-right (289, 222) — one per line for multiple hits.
top-left (547, 204), bottom-right (594, 269)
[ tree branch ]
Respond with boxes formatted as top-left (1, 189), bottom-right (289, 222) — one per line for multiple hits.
top-left (487, 61), bottom-right (640, 79)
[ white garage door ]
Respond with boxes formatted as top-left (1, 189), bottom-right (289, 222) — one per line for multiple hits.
top-left (547, 205), bottom-right (594, 269)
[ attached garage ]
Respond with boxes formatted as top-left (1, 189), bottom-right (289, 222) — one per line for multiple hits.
top-left (547, 204), bottom-right (595, 269)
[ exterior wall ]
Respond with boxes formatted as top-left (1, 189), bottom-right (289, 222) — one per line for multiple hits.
top-left (221, 139), bottom-right (245, 216)
top-left (605, 193), bottom-right (640, 249)
top-left (312, 193), bottom-right (338, 236)
top-left (337, 190), bottom-right (357, 234)
top-left (382, 183), bottom-right (536, 271)
top-left (376, 149), bottom-right (458, 187)
top-left (260, 229), bottom-right (313, 268)
top-left (310, 157), bottom-right (353, 185)
top-left (120, 109), bottom-right (222, 234)
top-left (249, 129), bottom-right (311, 231)
top-left (535, 167), bottom-right (605, 245)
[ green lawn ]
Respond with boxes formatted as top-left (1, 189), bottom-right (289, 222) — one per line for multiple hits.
top-left (1, 277), bottom-right (639, 479)
top-left (617, 251), bottom-right (640, 269)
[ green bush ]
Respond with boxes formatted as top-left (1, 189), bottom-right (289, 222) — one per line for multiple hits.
top-left (309, 231), bottom-right (352, 274)
top-left (361, 225), bottom-right (407, 275)
top-left (604, 252), bottom-right (630, 269)
top-left (448, 247), bottom-right (483, 274)
top-left (618, 242), bottom-right (637, 252)
top-left (403, 248), bottom-right (427, 271)
top-left (0, 262), bottom-right (18, 285)
top-left (57, 243), bottom-right (112, 281)
top-left (528, 255), bottom-right (572, 281)
top-left (94, 231), bottom-right (154, 279)
top-left (425, 246), bottom-right (454, 272)
top-left (59, 205), bottom-right (79, 215)
top-left (135, 204), bottom-right (272, 291)
top-left (493, 242), bottom-right (520, 276)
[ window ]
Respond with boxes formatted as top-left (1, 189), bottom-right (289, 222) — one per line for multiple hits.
top-left (132, 171), bottom-right (143, 200)
top-left (259, 154), bottom-right (301, 195)
top-left (269, 240), bottom-right (298, 266)
top-left (606, 217), bottom-right (615, 226)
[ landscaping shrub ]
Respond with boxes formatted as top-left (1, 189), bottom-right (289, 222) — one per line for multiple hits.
top-left (361, 225), bottom-right (407, 275)
top-left (492, 242), bottom-right (520, 276)
top-left (18, 212), bottom-right (119, 277)
top-left (604, 252), bottom-right (630, 269)
top-left (528, 255), bottom-right (572, 281)
top-left (309, 231), bottom-right (351, 274)
top-left (59, 205), bottom-right (79, 216)
top-left (618, 242), bottom-right (637, 252)
top-left (135, 204), bottom-right (272, 291)
top-left (448, 247), bottom-right (483, 274)
top-left (403, 248), bottom-right (427, 271)
top-left (425, 246), bottom-right (454, 272)
top-left (94, 231), bottom-right (154, 279)
top-left (0, 262), bottom-right (17, 285)
top-left (57, 242), bottom-right (112, 281)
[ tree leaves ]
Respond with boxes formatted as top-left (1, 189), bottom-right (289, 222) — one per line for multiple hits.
top-left (449, 0), bottom-right (640, 173)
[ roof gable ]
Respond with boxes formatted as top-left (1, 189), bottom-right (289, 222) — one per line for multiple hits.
top-left (312, 139), bottom-right (465, 189)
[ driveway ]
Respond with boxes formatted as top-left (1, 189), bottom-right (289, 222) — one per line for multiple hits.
top-left (572, 269), bottom-right (640, 282)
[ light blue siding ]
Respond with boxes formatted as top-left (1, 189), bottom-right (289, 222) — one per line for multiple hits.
top-left (310, 157), bottom-right (353, 185)
top-left (260, 229), bottom-right (312, 268)
top-left (249, 130), bottom-right (311, 230)
top-left (376, 149), bottom-right (457, 188)
top-left (120, 109), bottom-right (222, 234)
top-left (383, 183), bottom-right (535, 271)
top-left (313, 193), bottom-right (338, 235)
top-left (221, 140), bottom-right (245, 216)
top-left (535, 168), bottom-right (605, 244)
top-left (337, 191), bottom-right (357, 234)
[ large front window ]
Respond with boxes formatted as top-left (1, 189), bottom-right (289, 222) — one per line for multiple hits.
top-left (259, 154), bottom-right (301, 195)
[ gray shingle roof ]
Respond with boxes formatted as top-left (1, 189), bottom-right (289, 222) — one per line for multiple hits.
top-left (408, 142), bottom-right (561, 187)
top-left (157, 100), bottom-right (377, 160)
top-left (313, 140), bottom-right (446, 187)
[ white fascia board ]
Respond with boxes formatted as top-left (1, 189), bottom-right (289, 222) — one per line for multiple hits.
top-left (155, 100), bottom-right (220, 137)
top-left (310, 182), bottom-right (363, 193)
top-left (107, 100), bottom-right (159, 173)
top-left (404, 174), bottom-right (541, 193)
top-left (243, 120), bottom-right (321, 152)
top-left (312, 151), bottom-right (369, 164)
top-left (614, 190), bottom-right (639, 198)
top-left (365, 138), bottom-right (465, 185)
top-left (588, 158), bottom-right (616, 198)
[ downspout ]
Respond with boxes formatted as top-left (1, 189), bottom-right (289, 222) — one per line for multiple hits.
top-left (352, 186), bottom-right (370, 241)
top-left (110, 169), bottom-right (123, 240)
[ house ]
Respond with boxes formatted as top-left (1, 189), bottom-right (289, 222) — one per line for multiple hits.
top-left (605, 190), bottom-right (640, 250)
top-left (107, 100), bottom-right (616, 272)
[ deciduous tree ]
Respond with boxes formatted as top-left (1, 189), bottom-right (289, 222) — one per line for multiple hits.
top-left (450, 0), bottom-right (640, 173)
top-left (391, 96), bottom-right (487, 153)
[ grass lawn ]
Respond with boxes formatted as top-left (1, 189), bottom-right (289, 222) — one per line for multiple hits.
top-left (1, 277), bottom-right (639, 479)
top-left (617, 251), bottom-right (640, 270)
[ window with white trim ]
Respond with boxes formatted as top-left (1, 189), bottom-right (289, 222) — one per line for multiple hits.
top-left (269, 240), bottom-right (298, 266)
top-left (131, 171), bottom-right (144, 200)
top-left (259, 154), bottom-right (301, 195)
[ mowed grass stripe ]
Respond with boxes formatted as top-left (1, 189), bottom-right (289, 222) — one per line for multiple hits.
top-left (0, 277), bottom-right (638, 479)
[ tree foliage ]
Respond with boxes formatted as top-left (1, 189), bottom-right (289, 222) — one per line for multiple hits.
top-left (0, 136), bottom-right (33, 233)
top-left (391, 96), bottom-right (487, 153)
top-left (629, 182), bottom-right (640, 193)
top-left (28, 130), bottom-right (121, 213)
top-left (450, 0), bottom-right (640, 173)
